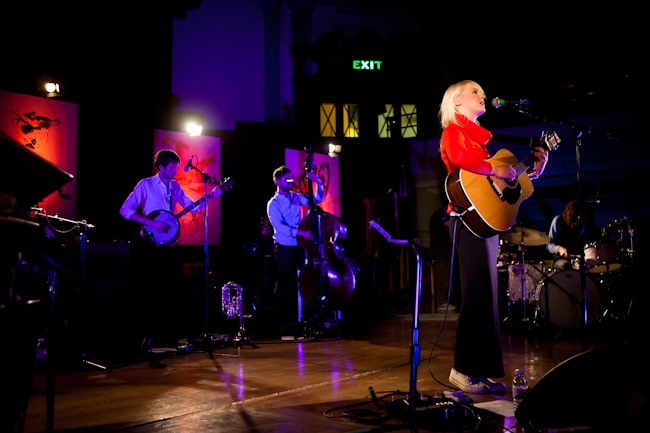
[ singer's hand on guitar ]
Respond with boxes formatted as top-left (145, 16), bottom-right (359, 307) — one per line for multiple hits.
top-left (492, 164), bottom-right (516, 181)
top-left (531, 146), bottom-right (549, 176)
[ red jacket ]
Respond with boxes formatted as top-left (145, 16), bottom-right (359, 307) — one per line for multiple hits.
top-left (440, 113), bottom-right (493, 214)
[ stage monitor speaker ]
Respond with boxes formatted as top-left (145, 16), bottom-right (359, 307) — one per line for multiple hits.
top-left (515, 345), bottom-right (647, 432)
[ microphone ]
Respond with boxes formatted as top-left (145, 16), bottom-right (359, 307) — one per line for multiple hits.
top-left (183, 155), bottom-right (194, 172)
top-left (491, 97), bottom-right (530, 108)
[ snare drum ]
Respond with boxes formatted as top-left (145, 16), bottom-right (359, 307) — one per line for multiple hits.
top-left (584, 241), bottom-right (621, 274)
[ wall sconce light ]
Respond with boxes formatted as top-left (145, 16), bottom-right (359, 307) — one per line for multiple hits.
top-left (45, 82), bottom-right (60, 98)
top-left (186, 122), bottom-right (203, 136)
top-left (328, 142), bottom-right (342, 156)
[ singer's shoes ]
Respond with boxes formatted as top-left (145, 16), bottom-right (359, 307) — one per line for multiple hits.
top-left (449, 368), bottom-right (506, 394)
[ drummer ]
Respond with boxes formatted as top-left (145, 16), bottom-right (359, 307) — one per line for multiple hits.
top-left (546, 199), bottom-right (599, 271)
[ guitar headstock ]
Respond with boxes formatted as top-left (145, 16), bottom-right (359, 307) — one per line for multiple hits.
top-left (540, 131), bottom-right (561, 151)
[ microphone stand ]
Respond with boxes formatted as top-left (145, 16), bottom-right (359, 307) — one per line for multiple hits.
top-left (369, 220), bottom-right (422, 432)
top-left (503, 106), bottom-right (613, 349)
top-left (572, 128), bottom-right (590, 351)
top-left (33, 212), bottom-right (98, 433)
top-left (185, 162), bottom-right (220, 352)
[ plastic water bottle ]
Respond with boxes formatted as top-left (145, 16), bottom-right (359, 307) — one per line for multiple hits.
top-left (512, 368), bottom-right (529, 412)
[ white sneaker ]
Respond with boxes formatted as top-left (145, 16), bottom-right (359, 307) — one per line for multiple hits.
top-left (438, 303), bottom-right (458, 312)
top-left (449, 368), bottom-right (506, 394)
top-left (449, 368), bottom-right (489, 394)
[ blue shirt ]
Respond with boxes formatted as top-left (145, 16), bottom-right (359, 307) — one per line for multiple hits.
top-left (267, 187), bottom-right (324, 246)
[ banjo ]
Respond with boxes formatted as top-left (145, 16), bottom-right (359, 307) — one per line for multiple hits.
top-left (142, 177), bottom-right (233, 246)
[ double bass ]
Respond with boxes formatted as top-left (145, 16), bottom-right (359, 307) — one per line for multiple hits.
top-left (296, 148), bottom-right (357, 309)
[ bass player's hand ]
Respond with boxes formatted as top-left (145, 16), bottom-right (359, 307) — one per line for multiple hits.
top-left (209, 186), bottom-right (223, 199)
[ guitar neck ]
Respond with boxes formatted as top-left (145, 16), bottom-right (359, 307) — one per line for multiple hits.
top-left (175, 194), bottom-right (210, 220)
top-left (516, 152), bottom-right (538, 176)
top-left (515, 131), bottom-right (560, 176)
top-left (173, 177), bottom-right (232, 220)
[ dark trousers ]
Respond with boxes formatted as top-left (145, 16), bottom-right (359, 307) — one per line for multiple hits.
top-left (449, 217), bottom-right (505, 379)
top-left (273, 244), bottom-right (305, 324)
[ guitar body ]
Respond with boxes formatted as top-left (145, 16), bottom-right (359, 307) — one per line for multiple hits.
top-left (142, 210), bottom-right (181, 247)
top-left (445, 148), bottom-right (534, 238)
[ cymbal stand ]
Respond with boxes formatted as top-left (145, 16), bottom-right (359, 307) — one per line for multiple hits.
top-left (516, 241), bottom-right (529, 323)
top-left (621, 220), bottom-right (634, 269)
top-left (600, 220), bottom-right (635, 324)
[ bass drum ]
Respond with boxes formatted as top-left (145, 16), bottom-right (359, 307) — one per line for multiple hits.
top-left (538, 270), bottom-right (600, 330)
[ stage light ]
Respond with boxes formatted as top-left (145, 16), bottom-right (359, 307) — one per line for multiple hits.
top-left (45, 82), bottom-right (60, 98)
top-left (327, 142), bottom-right (341, 156)
top-left (186, 122), bottom-right (203, 136)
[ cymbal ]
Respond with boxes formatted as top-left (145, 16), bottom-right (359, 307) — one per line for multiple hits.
top-left (500, 227), bottom-right (550, 246)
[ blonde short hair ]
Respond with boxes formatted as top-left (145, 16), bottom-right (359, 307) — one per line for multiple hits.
top-left (438, 80), bottom-right (484, 129)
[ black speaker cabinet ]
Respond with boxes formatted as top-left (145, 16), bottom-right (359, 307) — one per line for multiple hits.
top-left (515, 345), bottom-right (647, 432)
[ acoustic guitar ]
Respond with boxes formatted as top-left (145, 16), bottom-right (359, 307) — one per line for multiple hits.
top-left (142, 177), bottom-right (233, 246)
top-left (444, 132), bottom-right (560, 238)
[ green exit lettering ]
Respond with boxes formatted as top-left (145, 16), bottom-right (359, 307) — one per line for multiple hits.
top-left (352, 60), bottom-right (383, 70)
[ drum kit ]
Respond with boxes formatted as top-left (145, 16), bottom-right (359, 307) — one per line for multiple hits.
top-left (499, 218), bottom-right (635, 330)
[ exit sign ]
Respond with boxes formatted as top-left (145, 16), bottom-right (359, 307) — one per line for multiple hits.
top-left (352, 60), bottom-right (383, 70)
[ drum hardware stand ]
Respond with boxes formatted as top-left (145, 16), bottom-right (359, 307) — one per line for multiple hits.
top-left (594, 217), bottom-right (635, 326)
top-left (504, 241), bottom-right (539, 327)
top-left (517, 241), bottom-right (530, 323)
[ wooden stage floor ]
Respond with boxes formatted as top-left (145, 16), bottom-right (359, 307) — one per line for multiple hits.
top-left (14, 289), bottom-right (646, 433)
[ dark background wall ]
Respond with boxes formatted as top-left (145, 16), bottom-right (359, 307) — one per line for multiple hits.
top-left (2, 1), bottom-right (649, 295)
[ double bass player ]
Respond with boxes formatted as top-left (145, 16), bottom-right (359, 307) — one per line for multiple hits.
top-left (266, 165), bottom-right (324, 336)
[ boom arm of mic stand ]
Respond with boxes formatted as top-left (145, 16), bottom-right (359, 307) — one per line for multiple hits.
top-left (34, 211), bottom-right (94, 291)
top-left (34, 211), bottom-right (95, 229)
top-left (369, 220), bottom-right (423, 425)
top-left (187, 164), bottom-right (219, 184)
top-left (507, 108), bottom-right (619, 142)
